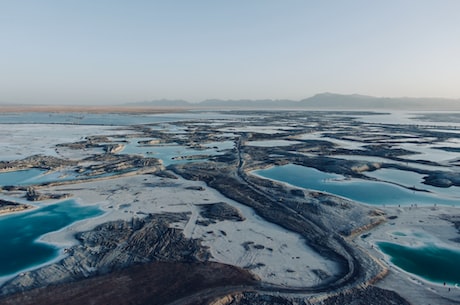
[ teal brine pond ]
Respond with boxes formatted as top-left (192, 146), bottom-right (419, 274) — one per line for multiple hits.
top-left (0, 169), bottom-right (47, 186)
top-left (0, 169), bottom-right (80, 187)
top-left (0, 199), bottom-right (102, 277)
top-left (0, 168), bottom-right (122, 187)
top-left (378, 242), bottom-right (460, 285)
top-left (253, 164), bottom-right (459, 206)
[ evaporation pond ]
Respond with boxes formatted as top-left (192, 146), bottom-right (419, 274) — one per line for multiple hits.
top-left (254, 164), bottom-right (459, 206)
top-left (0, 199), bottom-right (102, 276)
top-left (0, 169), bottom-right (80, 186)
top-left (0, 169), bottom-right (46, 186)
top-left (378, 242), bottom-right (460, 284)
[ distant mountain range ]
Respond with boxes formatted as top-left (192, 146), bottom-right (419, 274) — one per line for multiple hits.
top-left (129, 93), bottom-right (460, 110)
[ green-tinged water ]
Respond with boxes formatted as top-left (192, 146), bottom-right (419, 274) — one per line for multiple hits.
top-left (378, 242), bottom-right (460, 284)
top-left (0, 200), bottom-right (102, 276)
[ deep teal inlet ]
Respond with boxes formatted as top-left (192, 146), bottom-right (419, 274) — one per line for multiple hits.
top-left (378, 242), bottom-right (460, 284)
top-left (0, 200), bottom-right (102, 276)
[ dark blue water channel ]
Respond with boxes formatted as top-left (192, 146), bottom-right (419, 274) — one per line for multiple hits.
top-left (0, 200), bottom-right (102, 276)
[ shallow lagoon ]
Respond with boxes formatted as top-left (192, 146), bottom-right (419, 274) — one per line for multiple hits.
top-left (0, 169), bottom-right (46, 186)
top-left (0, 199), bottom-right (102, 276)
top-left (254, 164), bottom-right (459, 206)
top-left (0, 169), bottom-right (85, 187)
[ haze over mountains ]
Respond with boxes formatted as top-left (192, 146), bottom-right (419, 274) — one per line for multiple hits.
top-left (1, 93), bottom-right (459, 111)
top-left (130, 93), bottom-right (460, 110)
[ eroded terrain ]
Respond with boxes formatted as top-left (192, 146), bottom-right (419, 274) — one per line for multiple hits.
top-left (0, 110), bottom-right (459, 304)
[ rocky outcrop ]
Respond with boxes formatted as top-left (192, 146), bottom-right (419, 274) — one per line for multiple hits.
top-left (138, 139), bottom-right (162, 145)
top-left (0, 155), bottom-right (77, 172)
top-left (154, 170), bottom-right (179, 179)
top-left (103, 143), bottom-right (125, 154)
top-left (0, 199), bottom-right (34, 215)
top-left (25, 187), bottom-right (71, 201)
top-left (440, 214), bottom-right (460, 242)
top-left (198, 202), bottom-right (245, 223)
top-left (76, 155), bottom-right (162, 177)
top-left (423, 171), bottom-right (460, 188)
top-left (171, 154), bottom-right (210, 161)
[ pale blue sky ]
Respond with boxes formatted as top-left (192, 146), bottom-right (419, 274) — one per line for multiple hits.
top-left (1, 1), bottom-right (460, 104)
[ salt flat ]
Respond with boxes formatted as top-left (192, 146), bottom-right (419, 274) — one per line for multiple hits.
top-left (0, 124), bottom-right (134, 161)
top-left (1, 110), bottom-right (459, 305)
top-left (39, 173), bottom-right (339, 287)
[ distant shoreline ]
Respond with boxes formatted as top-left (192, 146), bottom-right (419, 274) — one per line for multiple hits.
top-left (3, 92), bottom-right (460, 112)
top-left (0, 105), bottom-right (190, 114)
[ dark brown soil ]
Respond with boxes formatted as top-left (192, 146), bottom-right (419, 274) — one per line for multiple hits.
top-left (0, 262), bottom-right (257, 305)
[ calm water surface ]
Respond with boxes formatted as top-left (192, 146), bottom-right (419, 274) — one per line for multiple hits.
top-left (254, 164), bottom-right (459, 206)
top-left (0, 200), bottom-right (102, 276)
top-left (0, 169), bottom-right (46, 186)
top-left (378, 242), bottom-right (460, 284)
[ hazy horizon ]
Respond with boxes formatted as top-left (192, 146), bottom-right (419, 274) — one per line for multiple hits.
top-left (2, 1), bottom-right (460, 105)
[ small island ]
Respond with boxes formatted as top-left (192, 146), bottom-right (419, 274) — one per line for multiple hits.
top-left (0, 199), bottom-right (34, 215)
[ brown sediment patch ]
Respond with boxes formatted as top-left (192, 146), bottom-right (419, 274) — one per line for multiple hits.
top-left (0, 105), bottom-right (189, 114)
top-left (0, 262), bottom-right (257, 305)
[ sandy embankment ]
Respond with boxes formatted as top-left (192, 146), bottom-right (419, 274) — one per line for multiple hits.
top-left (35, 173), bottom-right (338, 287)
top-left (355, 204), bottom-right (460, 304)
